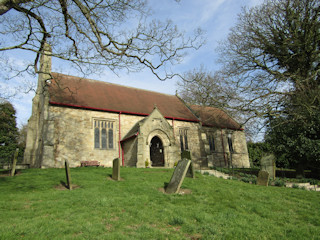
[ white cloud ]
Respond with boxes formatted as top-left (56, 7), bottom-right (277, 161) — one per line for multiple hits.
top-left (197, 0), bottom-right (227, 25)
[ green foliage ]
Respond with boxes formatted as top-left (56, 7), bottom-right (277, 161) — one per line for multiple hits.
top-left (219, 0), bottom-right (320, 175)
top-left (292, 184), bottom-right (299, 189)
top-left (17, 124), bottom-right (28, 163)
top-left (247, 142), bottom-right (270, 167)
top-left (0, 101), bottom-right (19, 165)
top-left (273, 178), bottom-right (285, 187)
top-left (265, 108), bottom-right (320, 172)
top-left (240, 177), bottom-right (251, 183)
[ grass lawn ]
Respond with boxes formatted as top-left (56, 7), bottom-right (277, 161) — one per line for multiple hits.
top-left (0, 167), bottom-right (319, 240)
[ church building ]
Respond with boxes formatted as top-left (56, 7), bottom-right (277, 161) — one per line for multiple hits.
top-left (24, 46), bottom-right (250, 169)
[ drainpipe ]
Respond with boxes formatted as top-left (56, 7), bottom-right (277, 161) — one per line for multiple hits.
top-left (220, 129), bottom-right (227, 167)
top-left (172, 118), bottom-right (175, 139)
top-left (119, 112), bottom-right (124, 166)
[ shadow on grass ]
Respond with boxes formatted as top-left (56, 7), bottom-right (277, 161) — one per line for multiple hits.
top-left (55, 181), bottom-right (80, 190)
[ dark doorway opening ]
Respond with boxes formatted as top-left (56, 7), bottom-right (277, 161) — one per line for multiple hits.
top-left (150, 136), bottom-right (164, 167)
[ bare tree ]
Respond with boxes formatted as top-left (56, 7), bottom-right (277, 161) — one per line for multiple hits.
top-left (176, 67), bottom-right (261, 140)
top-left (218, 0), bottom-right (320, 121)
top-left (177, 66), bottom-right (232, 108)
top-left (0, 0), bottom-right (204, 81)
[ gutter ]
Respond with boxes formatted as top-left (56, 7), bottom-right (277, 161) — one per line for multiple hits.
top-left (120, 132), bottom-right (139, 143)
top-left (202, 123), bottom-right (244, 131)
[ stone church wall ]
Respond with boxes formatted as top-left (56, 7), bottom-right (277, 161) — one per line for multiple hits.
top-left (203, 127), bottom-right (250, 168)
top-left (31, 104), bottom-right (249, 169)
top-left (44, 106), bottom-right (120, 168)
top-left (122, 137), bottom-right (138, 166)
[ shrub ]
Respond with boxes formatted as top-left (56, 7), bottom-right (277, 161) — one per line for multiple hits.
top-left (309, 179), bottom-right (319, 185)
top-left (274, 178), bottom-right (285, 187)
top-left (241, 177), bottom-right (251, 183)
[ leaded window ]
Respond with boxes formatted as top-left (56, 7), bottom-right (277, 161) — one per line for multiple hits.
top-left (94, 120), bottom-right (114, 149)
top-left (227, 134), bottom-right (234, 153)
top-left (179, 129), bottom-right (189, 151)
top-left (208, 133), bottom-right (216, 152)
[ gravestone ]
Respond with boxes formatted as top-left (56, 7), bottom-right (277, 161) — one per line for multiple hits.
top-left (11, 148), bottom-right (19, 177)
top-left (165, 159), bottom-right (191, 194)
top-left (260, 154), bottom-right (276, 180)
top-left (257, 170), bottom-right (269, 186)
top-left (186, 160), bottom-right (195, 178)
top-left (65, 160), bottom-right (72, 190)
top-left (181, 150), bottom-right (191, 160)
top-left (112, 158), bottom-right (120, 181)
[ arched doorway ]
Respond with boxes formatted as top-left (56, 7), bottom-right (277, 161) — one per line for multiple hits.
top-left (150, 136), bottom-right (164, 167)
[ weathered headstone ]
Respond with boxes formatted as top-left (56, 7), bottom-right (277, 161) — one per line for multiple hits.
top-left (165, 159), bottom-right (191, 194)
top-left (260, 154), bottom-right (276, 180)
top-left (11, 148), bottom-right (19, 177)
top-left (186, 160), bottom-right (195, 178)
top-left (112, 158), bottom-right (120, 181)
top-left (181, 150), bottom-right (191, 160)
top-left (257, 170), bottom-right (269, 186)
top-left (65, 160), bottom-right (72, 190)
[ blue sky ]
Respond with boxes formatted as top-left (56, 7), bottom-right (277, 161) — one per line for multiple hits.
top-left (2, 0), bottom-right (263, 128)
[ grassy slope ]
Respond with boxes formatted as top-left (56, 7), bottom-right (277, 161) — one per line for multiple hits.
top-left (0, 168), bottom-right (319, 240)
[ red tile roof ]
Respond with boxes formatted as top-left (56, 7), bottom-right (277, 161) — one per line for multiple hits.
top-left (48, 73), bottom-right (199, 122)
top-left (190, 105), bottom-right (243, 130)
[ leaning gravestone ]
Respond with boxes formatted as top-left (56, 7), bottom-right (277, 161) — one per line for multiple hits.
top-left (260, 154), bottom-right (276, 180)
top-left (257, 170), bottom-right (269, 186)
top-left (181, 150), bottom-right (191, 160)
top-left (112, 158), bottom-right (120, 181)
top-left (186, 160), bottom-right (195, 179)
top-left (65, 160), bottom-right (72, 190)
top-left (165, 159), bottom-right (191, 194)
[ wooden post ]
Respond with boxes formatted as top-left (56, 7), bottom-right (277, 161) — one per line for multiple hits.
top-left (11, 148), bottom-right (19, 177)
top-left (65, 160), bottom-right (72, 190)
